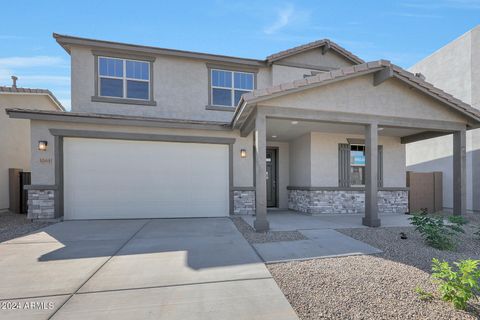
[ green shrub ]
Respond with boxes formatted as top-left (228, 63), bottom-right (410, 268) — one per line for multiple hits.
top-left (409, 214), bottom-right (464, 250)
top-left (415, 286), bottom-right (434, 302)
top-left (431, 258), bottom-right (480, 310)
top-left (448, 215), bottom-right (468, 226)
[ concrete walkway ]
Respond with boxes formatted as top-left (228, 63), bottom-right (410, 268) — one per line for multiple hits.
top-left (241, 211), bottom-right (400, 263)
top-left (242, 211), bottom-right (412, 231)
top-left (253, 229), bottom-right (382, 263)
top-left (0, 218), bottom-right (298, 320)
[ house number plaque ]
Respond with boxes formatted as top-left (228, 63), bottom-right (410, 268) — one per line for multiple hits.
top-left (39, 158), bottom-right (52, 164)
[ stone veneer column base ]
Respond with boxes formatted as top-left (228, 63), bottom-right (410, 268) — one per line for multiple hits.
top-left (233, 190), bottom-right (256, 215)
top-left (288, 189), bottom-right (408, 215)
top-left (27, 189), bottom-right (56, 219)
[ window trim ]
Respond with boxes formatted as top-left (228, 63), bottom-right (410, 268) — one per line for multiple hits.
top-left (210, 68), bottom-right (254, 107)
top-left (92, 51), bottom-right (157, 106)
top-left (338, 142), bottom-right (383, 188)
top-left (206, 63), bottom-right (258, 111)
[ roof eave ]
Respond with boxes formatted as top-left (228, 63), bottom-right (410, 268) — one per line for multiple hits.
top-left (6, 108), bottom-right (232, 130)
top-left (52, 33), bottom-right (267, 67)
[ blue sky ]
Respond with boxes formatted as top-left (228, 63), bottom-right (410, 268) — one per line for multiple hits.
top-left (0, 0), bottom-right (479, 110)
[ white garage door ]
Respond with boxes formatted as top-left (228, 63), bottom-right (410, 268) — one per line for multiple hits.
top-left (63, 138), bottom-right (229, 220)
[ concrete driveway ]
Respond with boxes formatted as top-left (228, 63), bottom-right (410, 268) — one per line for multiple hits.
top-left (0, 218), bottom-right (297, 320)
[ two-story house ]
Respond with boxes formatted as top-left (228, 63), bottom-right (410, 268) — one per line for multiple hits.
top-left (7, 33), bottom-right (480, 231)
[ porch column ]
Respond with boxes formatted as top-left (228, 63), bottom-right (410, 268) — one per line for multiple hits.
top-left (453, 129), bottom-right (467, 215)
top-left (254, 113), bottom-right (269, 232)
top-left (363, 123), bottom-right (381, 227)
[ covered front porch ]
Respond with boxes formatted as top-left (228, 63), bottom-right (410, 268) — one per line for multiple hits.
top-left (232, 61), bottom-right (479, 232)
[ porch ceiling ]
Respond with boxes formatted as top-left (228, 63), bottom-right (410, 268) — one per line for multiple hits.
top-left (266, 118), bottom-right (424, 142)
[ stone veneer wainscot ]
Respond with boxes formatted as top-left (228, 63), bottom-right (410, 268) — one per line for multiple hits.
top-left (288, 187), bottom-right (408, 215)
top-left (233, 189), bottom-right (256, 215)
top-left (27, 189), bottom-right (56, 219)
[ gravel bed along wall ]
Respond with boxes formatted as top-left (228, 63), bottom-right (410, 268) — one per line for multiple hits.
top-left (0, 210), bottom-right (55, 243)
top-left (231, 216), bottom-right (307, 244)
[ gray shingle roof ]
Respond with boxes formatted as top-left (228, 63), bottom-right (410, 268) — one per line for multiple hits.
top-left (0, 86), bottom-right (65, 111)
top-left (239, 60), bottom-right (480, 123)
top-left (266, 39), bottom-right (365, 65)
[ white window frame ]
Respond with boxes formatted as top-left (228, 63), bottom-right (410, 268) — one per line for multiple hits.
top-left (210, 69), bottom-right (254, 107)
top-left (98, 56), bottom-right (150, 101)
top-left (350, 144), bottom-right (366, 187)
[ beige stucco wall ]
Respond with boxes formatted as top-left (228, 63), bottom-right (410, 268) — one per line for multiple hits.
top-left (261, 74), bottom-right (470, 124)
top-left (30, 120), bottom-right (254, 189)
top-left (70, 45), bottom-right (358, 123)
top-left (289, 133), bottom-right (311, 186)
top-left (280, 49), bottom-right (354, 69)
top-left (407, 25), bottom-right (480, 212)
top-left (310, 132), bottom-right (405, 188)
top-left (267, 141), bottom-right (290, 209)
top-left (71, 46), bottom-right (271, 122)
top-left (271, 65), bottom-right (314, 86)
top-left (0, 94), bottom-right (60, 210)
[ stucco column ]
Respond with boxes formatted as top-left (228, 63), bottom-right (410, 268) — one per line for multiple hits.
top-left (254, 113), bottom-right (269, 232)
top-left (363, 123), bottom-right (381, 227)
top-left (453, 129), bottom-right (467, 216)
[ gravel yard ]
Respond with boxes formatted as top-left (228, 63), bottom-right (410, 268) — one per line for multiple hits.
top-left (0, 210), bottom-right (55, 242)
top-left (231, 216), bottom-right (307, 243)
top-left (265, 214), bottom-right (480, 320)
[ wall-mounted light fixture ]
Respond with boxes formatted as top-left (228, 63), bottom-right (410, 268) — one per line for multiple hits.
top-left (240, 149), bottom-right (247, 158)
top-left (38, 141), bottom-right (48, 151)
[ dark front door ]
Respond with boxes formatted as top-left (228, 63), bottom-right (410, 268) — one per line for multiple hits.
top-left (266, 148), bottom-right (277, 207)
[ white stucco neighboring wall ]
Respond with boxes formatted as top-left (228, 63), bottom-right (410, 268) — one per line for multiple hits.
top-left (0, 94), bottom-right (60, 210)
top-left (406, 132), bottom-right (476, 211)
top-left (408, 25), bottom-right (480, 212)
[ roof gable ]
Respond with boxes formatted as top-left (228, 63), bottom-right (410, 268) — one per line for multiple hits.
top-left (234, 60), bottom-right (480, 127)
top-left (266, 39), bottom-right (364, 65)
top-left (0, 86), bottom-right (65, 111)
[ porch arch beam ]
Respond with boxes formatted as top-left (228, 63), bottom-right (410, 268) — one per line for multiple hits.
top-left (400, 131), bottom-right (454, 144)
top-left (240, 108), bottom-right (257, 137)
top-left (257, 106), bottom-right (467, 132)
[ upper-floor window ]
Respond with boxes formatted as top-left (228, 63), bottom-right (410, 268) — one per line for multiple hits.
top-left (211, 69), bottom-right (254, 107)
top-left (98, 57), bottom-right (150, 100)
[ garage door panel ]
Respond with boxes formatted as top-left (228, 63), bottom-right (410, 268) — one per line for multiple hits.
top-left (64, 138), bottom-right (229, 219)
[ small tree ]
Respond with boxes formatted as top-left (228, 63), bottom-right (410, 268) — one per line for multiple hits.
top-left (431, 258), bottom-right (480, 310)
